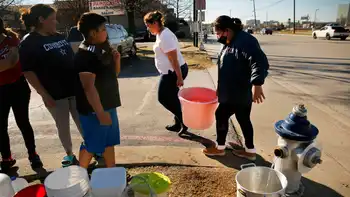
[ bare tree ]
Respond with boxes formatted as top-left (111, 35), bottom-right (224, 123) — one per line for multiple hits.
top-left (53, 0), bottom-right (89, 19)
top-left (163, 0), bottom-right (191, 19)
top-left (0, 0), bottom-right (23, 13)
top-left (120, 0), bottom-right (164, 34)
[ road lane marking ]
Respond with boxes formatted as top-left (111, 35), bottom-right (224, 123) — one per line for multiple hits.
top-left (135, 80), bottom-right (158, 115)
top-left (10, 134), bottom-right (189, 143)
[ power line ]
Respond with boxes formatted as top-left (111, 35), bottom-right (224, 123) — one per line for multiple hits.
top-left (239, 0), bottom-right (287, 20)
top-left (255, 0), bottom-right (287, 11)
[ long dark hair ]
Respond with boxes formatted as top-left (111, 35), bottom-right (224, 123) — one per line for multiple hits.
top-left (214, 15), bottom-right (243, 32)
top-left (20, 4), bottom-right (56, 31)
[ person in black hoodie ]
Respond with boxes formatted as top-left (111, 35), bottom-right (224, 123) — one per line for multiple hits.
top-left (203, 16), bottom-right (269, 161)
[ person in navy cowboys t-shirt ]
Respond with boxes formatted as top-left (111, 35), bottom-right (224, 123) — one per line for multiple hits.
top-left (19, 4), bottom-right (83, 167)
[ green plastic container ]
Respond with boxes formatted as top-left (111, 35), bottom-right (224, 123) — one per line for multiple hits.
top-left (129, 172), bottom-right (171, 197)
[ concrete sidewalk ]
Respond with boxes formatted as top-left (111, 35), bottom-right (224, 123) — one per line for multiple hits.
top-left (203, 44), bottom-right (349, 196)
top-left (207, 65), bottom-right (350, 196)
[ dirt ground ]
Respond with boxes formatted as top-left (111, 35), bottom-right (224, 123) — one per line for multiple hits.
top-left (128, 166), bottom-right (238, 197)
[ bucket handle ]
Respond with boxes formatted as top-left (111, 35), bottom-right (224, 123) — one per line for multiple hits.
top-left (240, 163), bottom-right (256, 170)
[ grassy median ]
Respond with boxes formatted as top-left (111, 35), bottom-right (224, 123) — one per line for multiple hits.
top-left (275, 29), bottom-right (312, 35)
top-left (137, 42), bottom-right (214, 70)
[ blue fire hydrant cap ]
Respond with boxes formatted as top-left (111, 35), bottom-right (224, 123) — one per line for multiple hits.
top-left (275, 104), bottom-right (319, 141)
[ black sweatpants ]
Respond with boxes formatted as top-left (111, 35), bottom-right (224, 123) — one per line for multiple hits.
top-left (158, 65), bottom-right (188, 125)
top-left (0, 76), bottom-right (36, 159)
top-left (216, 102), bottom-right (254, 149)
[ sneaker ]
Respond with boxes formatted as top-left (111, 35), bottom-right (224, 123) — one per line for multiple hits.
top-left (29, 153), bottom-right (43, 169)
top-left (62, 155), bottom-right (79, 167)
top-left (1, 157), bottom-right (16, 171)
top-left (177, 125), bottom-right (188, 136)
top-left (94, 153), bottom-right (105, 167)
top-left (226, 141), bottom-right (245, 150)
top-left (166, 124), bottom-right (182, 132)
top-left (227, 142), bottom-right (256, 161)
top-left (202, 147), bottom-right (225, 156)
top-left (232, 149), bottom-right (256, 161)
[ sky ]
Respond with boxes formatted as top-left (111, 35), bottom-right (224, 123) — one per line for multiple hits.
top-left (22, 0), bottom-right (350, 23)
top-left (205, 0), bottom-right (350, 23)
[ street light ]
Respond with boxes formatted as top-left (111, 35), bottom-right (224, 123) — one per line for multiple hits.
top-left (314, 8), bottom-right (319, 27)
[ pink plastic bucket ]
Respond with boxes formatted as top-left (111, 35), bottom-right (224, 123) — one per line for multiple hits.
top-left (179, 87), bottom-right (218, 130)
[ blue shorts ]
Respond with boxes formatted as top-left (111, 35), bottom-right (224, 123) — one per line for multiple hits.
top-left (79, 108), bottom-right (120, 154)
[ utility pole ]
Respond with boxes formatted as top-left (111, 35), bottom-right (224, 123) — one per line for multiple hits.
top-left (314, 8), bottom-right (319, 27)
top-left (266, 11), bottom-right (268, 26)
top-left (252, 0), bottom-right (257, 28)
top-left (193, 0), bottom-right (198, 47)
top-left (293, 0), bottom-right (296, 34)
top-left (176, 0), bottom-right (179, 19)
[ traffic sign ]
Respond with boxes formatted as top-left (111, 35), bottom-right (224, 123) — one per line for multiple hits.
top-left (195, 0), bottom-right (206, 10)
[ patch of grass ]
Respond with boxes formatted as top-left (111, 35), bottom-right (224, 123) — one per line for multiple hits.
top-left (137, 43), bottom-right (214, 70)
top-left (182, 49), bottom-right (213, 70)
top-left (128, 166), bottom-right (238, 197)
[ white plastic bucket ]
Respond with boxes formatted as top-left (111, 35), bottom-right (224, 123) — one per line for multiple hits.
top-left (44, 166), bottom-right (91, 197)
top-left (236, 164), bottom-right (288, 197)
top-left (11, 177), bottom-right (29, 193)
top-left (90, 167), bottom-right (127, 197)
top-left (0, 173), bottom-right (15, 197)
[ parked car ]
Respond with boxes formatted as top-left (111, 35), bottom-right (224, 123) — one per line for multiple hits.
top-left (134, 27), bottom-right (155, 42)
top-left (67, 24), bottom-right (137, 57)
top-left (260, 28), bottom-right (273, 35)
top-left (245, 28), bottom-right (254, 34)
top-left (312, 24), bottom-right (349, 40)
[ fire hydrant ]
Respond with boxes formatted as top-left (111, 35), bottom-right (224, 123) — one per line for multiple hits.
top-left (273, 104), bottom-right (322, 197)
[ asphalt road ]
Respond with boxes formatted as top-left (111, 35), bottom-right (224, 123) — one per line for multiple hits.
top-left (205, 34), bottom-right (350, 126)
top-left (6, 34), bottom-right (350, 161)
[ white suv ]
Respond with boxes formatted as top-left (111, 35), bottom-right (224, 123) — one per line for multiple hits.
top-left (312, 24), bottom-right (349, 40)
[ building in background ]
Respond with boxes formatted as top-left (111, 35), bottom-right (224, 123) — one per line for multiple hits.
top-left (262, 20), bottom-right (279, 27)
top-left (336, 4), bottom-right (350, 26)
top-left (246, 19), bottom-right (261, 28)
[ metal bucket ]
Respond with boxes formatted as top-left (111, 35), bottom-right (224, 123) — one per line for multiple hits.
top-left (236, 164), bottom-right (288, 197)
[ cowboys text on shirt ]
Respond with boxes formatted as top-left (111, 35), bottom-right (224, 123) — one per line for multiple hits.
top-left (43, 40), bottom-right (70, 52)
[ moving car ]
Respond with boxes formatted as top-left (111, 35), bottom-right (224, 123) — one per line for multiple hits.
top-left (67, 24), bottom-right (137, 57)
top-left (312, 23), bottom-right (349, 40)
top-left (260, 28), bottom-right (273, 35)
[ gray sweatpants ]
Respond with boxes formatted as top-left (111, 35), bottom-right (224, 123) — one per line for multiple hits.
top-left (46, 96), bottom-right (82, 155)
